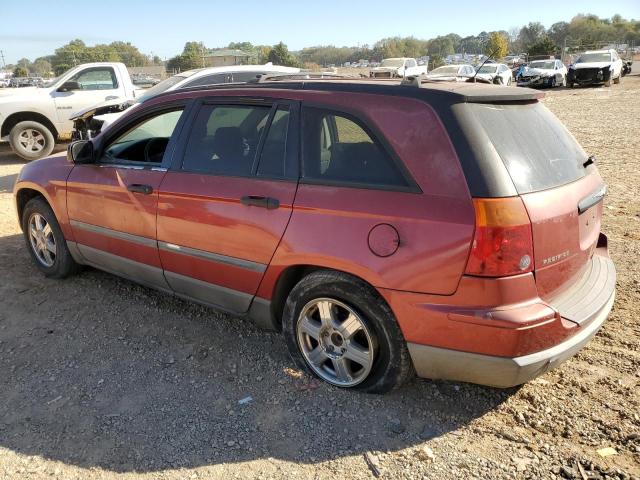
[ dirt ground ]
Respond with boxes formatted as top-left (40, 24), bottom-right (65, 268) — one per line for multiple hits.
top-left (0, 76), bottom-right (638, 480)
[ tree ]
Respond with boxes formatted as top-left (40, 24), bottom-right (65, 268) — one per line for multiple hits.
top-left (528, 36), bottom-right (557, 57)
top-left (518, 22), bottom-right (546, 51)
top-left (485, 32), bottom-right (509, 59)
top-left (13, 66), bottom-right (28, 77)
top-left (547, 21), bottom-right (569, 47)
top-left (32, 58), bottom-right (52, 77)
top-left (267, 42), bottom-right (298, 67)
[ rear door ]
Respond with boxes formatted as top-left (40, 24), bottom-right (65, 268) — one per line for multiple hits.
top-left (66, 104), bottom-right (188, 288)
top-left (466, 101), bottom-right (605, 299)
top-left (156, 98), bottom-right (299, 312)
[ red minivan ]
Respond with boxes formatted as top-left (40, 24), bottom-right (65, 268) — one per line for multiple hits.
top-left (14, 79), bottom-right (615, 393)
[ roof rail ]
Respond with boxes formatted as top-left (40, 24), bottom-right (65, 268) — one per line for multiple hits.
top-left (253, 72), bottom-right (364, 83)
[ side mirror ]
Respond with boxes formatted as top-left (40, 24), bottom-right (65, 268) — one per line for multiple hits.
top-left (58, 81), bottom-right (81, 92)
top-left (67, 140), bottom-right (94, 164)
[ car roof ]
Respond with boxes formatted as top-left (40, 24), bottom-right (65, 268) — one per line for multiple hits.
top-left (149, 77), bottom-right (543, 105)
top-left (179, 64), bottom-right (300, 78)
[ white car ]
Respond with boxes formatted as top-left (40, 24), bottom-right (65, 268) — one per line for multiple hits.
top-left (71, 63), bottom-right (300, 139)
top-left (370, 58), bottom-right (427, 78)
top-left (474, 63), bottom-right (513, 86)
top-left (517, 59), bottom-right (567, 88)
top-left (567, 49), bottom-right (623, 88)
top-left (425, 64), bottom-right (475, 82)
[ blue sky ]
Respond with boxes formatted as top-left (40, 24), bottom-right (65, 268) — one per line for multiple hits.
top-left (0, 0), bottom-right (638, 64)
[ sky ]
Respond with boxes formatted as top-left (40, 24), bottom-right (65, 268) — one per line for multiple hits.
top-left (0, 0), bottom-right (638, 65)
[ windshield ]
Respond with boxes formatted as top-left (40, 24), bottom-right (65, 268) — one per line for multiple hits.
top-left (577, 52), bottom-right (611, 63)
top-left (468, 102), bottom-right (586, 194)
top-left (529, 61), bottom-right (556, 69)
top-left (137, 74), bottom-right (189, 102)
top-left (477, 65), bottom-right (498, 73)
top-left (380, 59), bottom-right (404, 68)
top-left (429, 66), bottom-right (460, 75)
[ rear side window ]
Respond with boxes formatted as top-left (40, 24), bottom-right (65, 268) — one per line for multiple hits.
top-left (302, 108), bottom-right (408, 188)
top-left (183, 73), bottom-right (230, 88)
top-left (467, 102), bottom-right (587, 194)
top-left (182, 105), bottom-right (271, 176)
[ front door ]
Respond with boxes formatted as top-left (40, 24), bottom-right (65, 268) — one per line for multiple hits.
top-left (157, 99), bottom-right (299, 312)
top-left (66, 105), bottom-right (187, 289)
top-left (52, 66), bottom-right (123, 135)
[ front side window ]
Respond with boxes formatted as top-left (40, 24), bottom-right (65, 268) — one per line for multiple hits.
top-left (69, 67), bottom-right (117, 90)
top-left (182, 104), bottom-right (273, 176)
top-left (302, 108), bottom-right (408, 188)
top-left (102, 109), bottom-right (184, 164)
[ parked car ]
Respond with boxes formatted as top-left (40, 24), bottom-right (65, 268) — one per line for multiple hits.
top-left (425, 64), bottom-right (475, 82)
top-left (0, 62), bottom-right (139, 160)
top-left (517, 59), bottom-right (568, 88)
top-left (370, 58), bottom-right (427, 78)
top-left (567, 49), bottom-right (623, 88)
top-left (474, 63), bottom-right (513, 85)
top-left (71, 63), bottom-right (300, 140)
top-left (14, 79), bottom-right (615, 393)
top-left (621, 60), bottom-right (633, 76)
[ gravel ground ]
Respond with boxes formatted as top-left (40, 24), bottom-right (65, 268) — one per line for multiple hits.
top-left (0, 76), bottom-right (638, 480)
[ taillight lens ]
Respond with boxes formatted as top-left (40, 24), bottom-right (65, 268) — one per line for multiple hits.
top-left (465, 197), bottom-right (534, 277)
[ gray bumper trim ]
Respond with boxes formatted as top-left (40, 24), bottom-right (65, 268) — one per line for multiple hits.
top-left (407, 291), bottom-right (614, 388)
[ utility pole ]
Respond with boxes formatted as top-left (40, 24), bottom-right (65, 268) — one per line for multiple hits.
top-left (0, 50), bottom-right (5, 69)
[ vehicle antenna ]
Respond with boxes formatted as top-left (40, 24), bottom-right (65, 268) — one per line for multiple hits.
top-left (471, 47), bottom-right (499, 82)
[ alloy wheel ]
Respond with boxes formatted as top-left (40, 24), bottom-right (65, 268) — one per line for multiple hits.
top-left (296, 297), bottom-right (376, 387)
top-left (28, 213), bottom-right (56, 267)
top-left (18, 129), bottom-right (46, 153)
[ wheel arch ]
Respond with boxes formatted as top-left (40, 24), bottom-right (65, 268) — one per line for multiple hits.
top-left (1, 111), bottom-right (59, 140)
top-left (15, 187), bottom-right (51, 231)
top-left (257, 263), bottom-right (389, 331)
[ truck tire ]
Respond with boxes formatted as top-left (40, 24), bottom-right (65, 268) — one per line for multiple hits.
top-left (9, 121), bottom-right (55, 161)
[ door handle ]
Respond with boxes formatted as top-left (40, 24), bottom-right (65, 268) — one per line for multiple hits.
top-left (127, 184), bottom-right (154, 195)
top-left (240, 195), bottom-right (280, 210)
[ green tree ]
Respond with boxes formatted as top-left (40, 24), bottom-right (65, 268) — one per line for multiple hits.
top-left (518, 22), bottom-right (546, 51)
top-left (13, 66), bottom-right (28, 77)
top-left (528, 36), bottom-right (557, 57)
top-left (32, 58), bottom-right (52, 77)
top-left (267, 42), bottom-right (298, 67)
top-left (485, 32), bottom-right (509, 59)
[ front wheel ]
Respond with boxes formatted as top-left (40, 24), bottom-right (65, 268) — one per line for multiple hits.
top-left (9, 121), bottom-right (55, 161)
top-left (282, 270), bottom-right (414, 393)
top-left (613, 74), bottom-right (621, 85)
top-left (22, 197), bottom-right (80, 278)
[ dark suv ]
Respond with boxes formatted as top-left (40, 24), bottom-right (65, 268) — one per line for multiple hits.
top-left (14, 79), bottom-right (615, 393)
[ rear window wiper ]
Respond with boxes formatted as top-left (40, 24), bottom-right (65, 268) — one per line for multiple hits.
top-left (583, 155), bottom-right (596, 168)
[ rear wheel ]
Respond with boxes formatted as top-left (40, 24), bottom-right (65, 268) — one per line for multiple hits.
top-left (22, 197), bottom-right (80, 278)
top-left (282, 270), bottom-right (413, 393)
top-left (9, 121), bottom-right (55, 161)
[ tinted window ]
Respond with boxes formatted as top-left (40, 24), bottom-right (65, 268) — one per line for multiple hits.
top-left (183, 73), bottom-right (230, 88)
top-left (69, 67), bottom-right (117, 90)
top-left (182, 105), bottom-right (271, 176)
top-left (468, 102), bottom-right (586, 194)
top-left (231, 71), bottom-right (264, 83)
top-left (102, 109), bottom-right (183, 164)
top-left (302, 108), bottom-right (407, 188)
top-left (256, 107), bottom-right (290, 178)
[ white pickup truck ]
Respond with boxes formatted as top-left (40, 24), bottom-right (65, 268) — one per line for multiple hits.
top-left (0, 62), bottom-right (138, 160)
top-left (369, 58), bottom-right (428, 79)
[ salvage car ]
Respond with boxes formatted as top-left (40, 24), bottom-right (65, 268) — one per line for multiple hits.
top-left (0, 62), bottom-right (139, 160)
top-left (567, 49), bottom-right (623, 88)
top-left (425, 64), bottom-right (475, 82)
top-left (71, 63), bottom-right (300, 140)
top-left (15, 79), bottom-right (615, 392)
top-left (517, 59), bottom-right (567, 88)
top-left (474, 63), bottom-right (513, 85)
top-left (370, 58), bottom-right (427, 78)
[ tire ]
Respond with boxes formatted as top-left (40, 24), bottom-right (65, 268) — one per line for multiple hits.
top-left (9, 121), bottom-right (55, 161)
top-left (22, 197), bottom-right (80, 279)
top-left (550, 77), bottom-right (557, 88)
top-left (604, 79), bottom-right (611, 87)
top-left (282, 270), bottom-right (414, 393)
top-left (613, 74), bottom-right (621, 85)
top-left (568, 81), bottom-right (575, 88)
top-left (507, 77), bottom-right (512, 86)
top-left (561, 75), bottom-right (567, 87)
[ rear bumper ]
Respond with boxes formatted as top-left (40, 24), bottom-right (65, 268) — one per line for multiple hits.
top-left (407, 290), bottom-right (614, 387)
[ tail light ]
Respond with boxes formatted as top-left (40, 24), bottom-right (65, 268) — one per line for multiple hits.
top-left (465, 197), bottom-right (534, 277)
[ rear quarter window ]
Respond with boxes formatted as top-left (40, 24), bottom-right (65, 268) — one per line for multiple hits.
top-left (467, 102), bottom-right (587, 194)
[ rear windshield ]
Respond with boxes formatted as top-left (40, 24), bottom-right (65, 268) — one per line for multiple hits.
top-left (468, 102), bottom-right (587, 194)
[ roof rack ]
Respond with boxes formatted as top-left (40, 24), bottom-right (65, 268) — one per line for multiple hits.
top-left (253, 72), bottom-right (365, 83)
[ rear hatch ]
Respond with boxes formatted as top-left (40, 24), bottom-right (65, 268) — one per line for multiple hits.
top-left (466, 101), bottom-right (607, 302)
